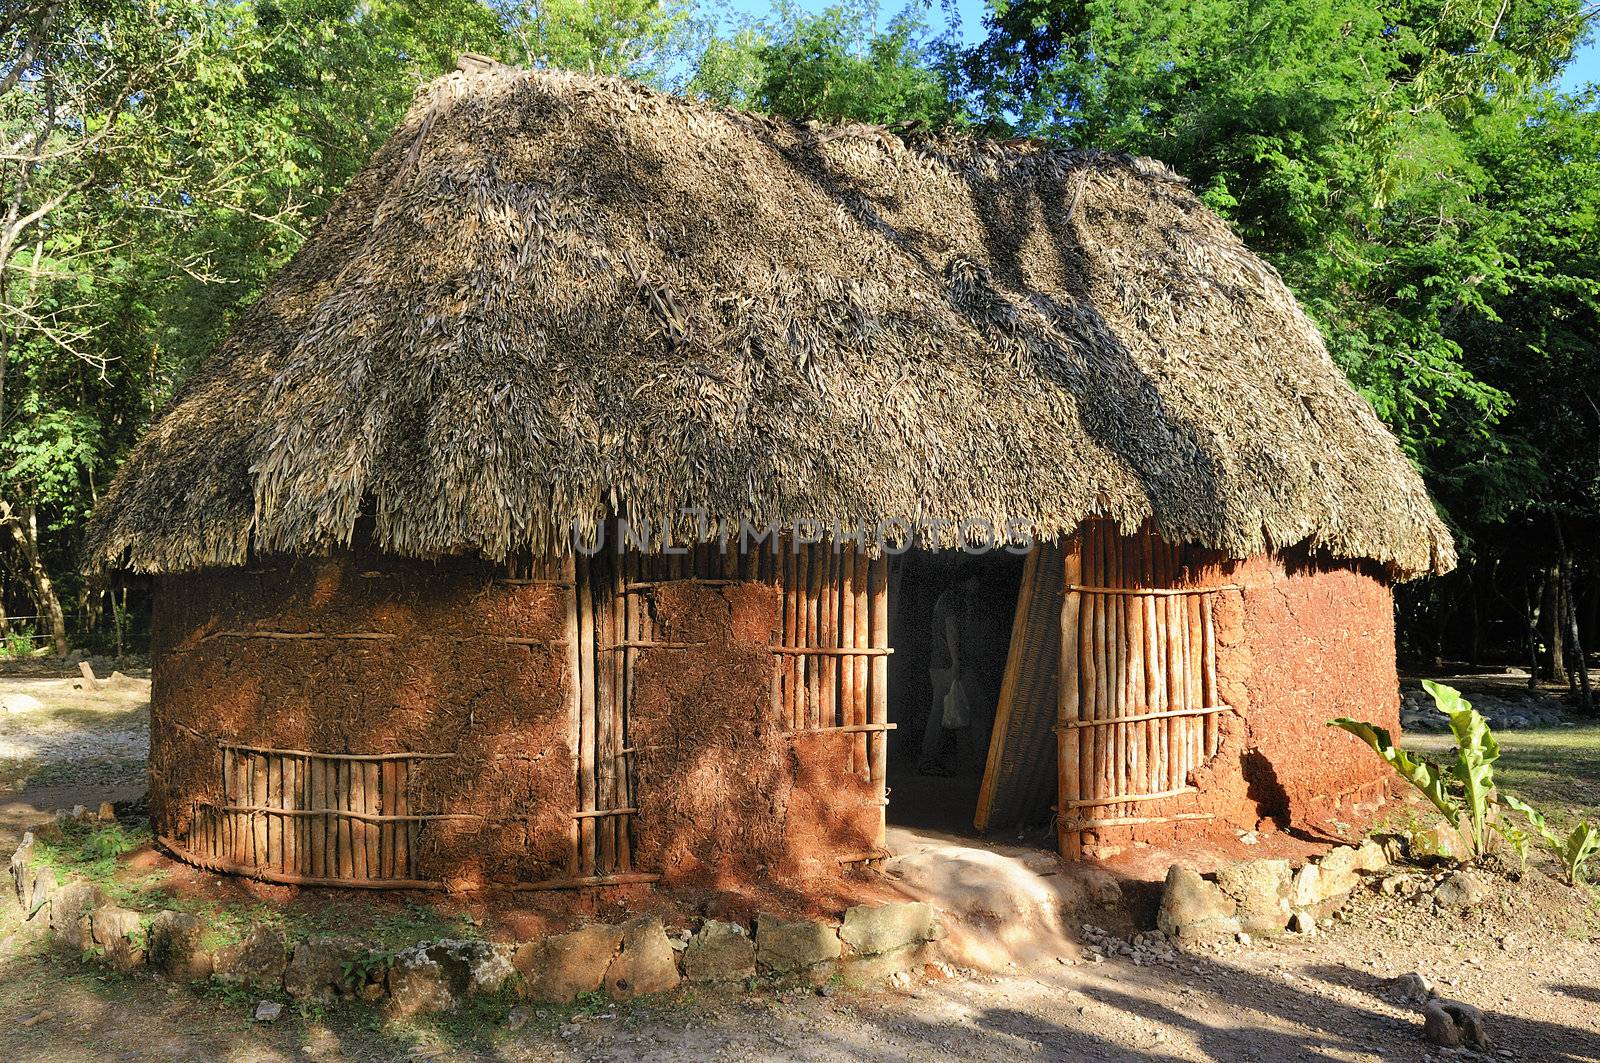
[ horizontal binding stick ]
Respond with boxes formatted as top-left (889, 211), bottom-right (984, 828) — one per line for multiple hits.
top-left (785, 723), bottom-right (898, 734)
top-left (572, 807), bottom-right (638, 819)
top-left (1063, 785), bottom-right (1198, 809)
top-left (767, 646), bottom-right (894, 656)
top-left (1059, 811), bottom-right (1216, 829)
top-left (495, 578), bottom-right (575, 587)
top-left (200, 630), bottom-right (398, 641)
top-left (599, 640), bottom-right (706, 651)
top-left (218, 744), bottom-right (455, 761)
top-left (201, 802), bottom-right (479, 824)
top-left (159, 835), bottom-right (444, 890)
top-left (622, 579), bottom-right (738, 590)
top-left (835, 848), bottom-right (891, 864)
top-left (501, 872), bottom-right (663, 892)
top-left (1056, 705), bottom-right (1229, 728)
top-left (1062, 585), bottom-right (1239, 597)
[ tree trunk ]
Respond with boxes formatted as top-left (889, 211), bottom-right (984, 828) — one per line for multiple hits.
top-left (1542, 566), bottom-right (1567, 687)
top-left (2, 502), bottom-right (66, 655)
top-left (1553, 517), bottom-right (1593, 715)
top-left (1527, 582), bottom-right (1542, 690)
top-left (1468, 565), bottom-right (1483, 669)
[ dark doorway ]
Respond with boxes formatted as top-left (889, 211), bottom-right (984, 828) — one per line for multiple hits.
top-left (884, 548), bottom-right (1025, 838)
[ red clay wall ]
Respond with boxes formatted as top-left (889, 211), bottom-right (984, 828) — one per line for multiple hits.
top-left (150, 547), bottom-right (876, 897)
top-left (1083, 547), bottom-right (1400, 854)
top-left (1226, 552), bottom-right (1400, 829)
top-left (150, 548), bottom-right (573, 887)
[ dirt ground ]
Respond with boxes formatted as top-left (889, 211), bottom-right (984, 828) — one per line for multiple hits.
top-left (3, 667), bottom-right (1599, 1062)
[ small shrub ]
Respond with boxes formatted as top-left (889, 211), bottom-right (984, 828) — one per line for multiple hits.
top-left (1502, 795), bottom-right (1600, 886)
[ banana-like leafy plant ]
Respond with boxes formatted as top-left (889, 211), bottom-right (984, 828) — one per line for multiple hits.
top-left (1330, 680), bottom-right (1500, 859)
top-left (1501, 794), bottom-right (1600, 886)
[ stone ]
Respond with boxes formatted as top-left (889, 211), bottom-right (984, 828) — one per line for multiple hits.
top-left (839, 902), bottom-right (937, 956)
top-left (1079, 867), bottom-right (1124, 907)
top-left (283, 935), bottom-right (366, 1000)
top-left (604, 917), bottom-right (681, 999)
top-left (1214, 860), bottom-right (1292, 934)
top-left (48, 880), bottom-right (102, 951)
top-left (755, 913), bottom-right (842, 975)
top-left (1289, 864), bottom-right (1320, 909)
top-left (9, 832), bottom-right (35, 908)
top-left (25, 864), bottom-right (56, 919)
top-left (89, 905), bottom-right (146, 969)
top-left (517, 923), bottom-right (622, 1004)
top-left (214, 925), bottom-right (289, 989)
top-left (1289, 910), bottom-right (1316, 936)
top-left (1390, 972), bottom-right (1436, 1006)
top-left (1313, 846), bottom-right (1365, 899)
top-left (1423, 998), bottom-right (1492, 1050)
top-left (96, 802), bottom-right (117, 823)
top-left (386, 939), bottom-right (515, 1017)
top-left (253, 1000), bottom-right (283, 1023)
top-left (1, 693), bottom-right (44, 714)
top-left (683, 920), bottom-right (755, 983)
top-left (1432, 870), bottom-right (1488, 913)
top-left (147, 910), bottom-right (214, 981)
top-left (1155, 865), bottom-right (1240, 944)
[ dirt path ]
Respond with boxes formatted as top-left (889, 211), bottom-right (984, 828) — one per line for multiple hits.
top-left (2, 669), bottom-right (1597, 1061)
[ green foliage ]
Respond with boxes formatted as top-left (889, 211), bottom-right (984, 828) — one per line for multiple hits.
top-left (688, 1), bottom-right (962, 125)
top-left (1503, 794), bottom-right (1600, 885)
top-left (1, 626), bottom-right (37, 659)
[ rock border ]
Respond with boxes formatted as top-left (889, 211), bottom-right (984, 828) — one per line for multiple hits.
top-left (1156, 839), bottom-right (1392, 944)
top-left (8, 825), bottom-right (945, 1017)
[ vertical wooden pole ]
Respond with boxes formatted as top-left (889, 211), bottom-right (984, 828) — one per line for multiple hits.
top-left (1202, 594), bottom-right (1220, 757)
top-left (852, 548), bottom-right (870, 775)
top-left (1093, 524), bottom-right (1112, 812)
top-left (308, 757), bottom-right (325, 878)
top-left (562, 553), bottom-right (581, 876)
top-left (577, 556), bottom-right (597, 876)
top-left (821, 546), bottom-right (837, 728)
top-left (840, 545), bottom-right (856, 772)
top-left (394, 761), bottom-right (410, 880)
top-left (1077, 526), bottom-right (1096, 839)
top-left (869, 553), bottom-right (889, 850)
top-left (1162, 543), bottom-right (1184, 791)
top-left (1058, 535), bottom-right (1083, 858)
top-left (284, 756), bottom-right (298, 875)
top-left (597, 548), bottom-right (617, 875)
top-left (783, 541), bottom-right (799, 729)
top-left (251, 754), bottom-right (267, 869)
top-left (806, 543), bottom-right (822, 729)
top-left (1186, 591), bottom-right (1204, 771)
top-left (365, 762), bottom-right (381, 878)
top-left (614, 546), bottom-right (632, 871)
top-left (1111, 528), bottom-right (1128, 825)
top-left (351, 761), bottom-right (368, 880)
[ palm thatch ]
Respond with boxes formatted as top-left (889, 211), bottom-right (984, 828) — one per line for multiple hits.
top-left (86, 60), bottom-right (1454, 578)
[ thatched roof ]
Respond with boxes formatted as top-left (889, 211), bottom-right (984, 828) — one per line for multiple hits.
top-left (86, 61), bottom-right (1453, 579)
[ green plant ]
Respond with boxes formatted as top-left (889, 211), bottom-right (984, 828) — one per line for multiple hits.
top-left (1330, 680), bottom-right (1501, 858)
top-left (1, 626), bottom-right (37, 660)
top-left (1502, 795), bottom-right (1600, 886)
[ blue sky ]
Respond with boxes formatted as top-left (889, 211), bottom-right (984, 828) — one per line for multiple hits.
top-left (723, 0), bottom-right (1599, 95)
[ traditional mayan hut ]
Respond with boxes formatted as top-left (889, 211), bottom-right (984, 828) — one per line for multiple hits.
top-left (86, 59), bottom-right (1453, 896)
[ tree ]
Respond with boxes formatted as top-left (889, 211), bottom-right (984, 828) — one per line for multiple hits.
top-left (689, 1), bottom-right (962, 126)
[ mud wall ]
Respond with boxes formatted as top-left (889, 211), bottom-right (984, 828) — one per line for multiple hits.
top-left (1083, 545), bottom-right (1400, 854)
top-left (150, 546), bottom-right (573, 888)
top-left (1223, 552), bottom-right (1400, 831)
top-left (151, 547), bottom-right (879, 895)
